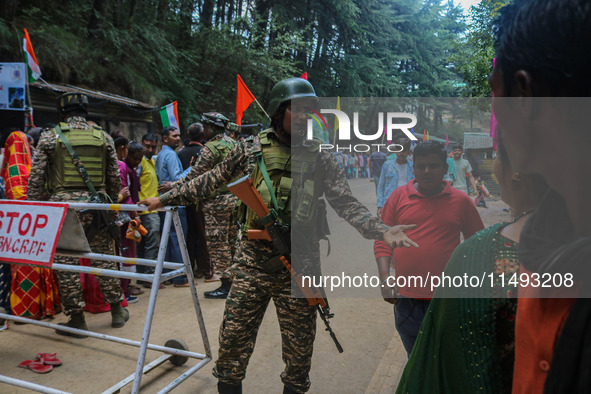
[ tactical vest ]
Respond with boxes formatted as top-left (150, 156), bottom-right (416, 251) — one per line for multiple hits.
top-left (47, 123), bottom-right (108, 193)
top-left (237, 130), bottom-right (326, 239)
top-left (205, 136), bottom-right (237, 196)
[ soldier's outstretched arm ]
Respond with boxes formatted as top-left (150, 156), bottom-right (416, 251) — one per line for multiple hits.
top-left (321, 152), bottom-right (390, 240)
top-left (383, 224), bottom-right (418, 248)
top-left (166, 147), bottom-right (216, 191)
top-left (139, 141), bottom-right (252, 210)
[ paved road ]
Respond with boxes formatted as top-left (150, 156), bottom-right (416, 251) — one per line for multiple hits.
top-left (0, 178), bottom-right (508, 393)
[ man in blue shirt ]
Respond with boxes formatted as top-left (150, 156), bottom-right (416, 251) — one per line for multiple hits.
top-left (155, 126), bottom-right (191, 286)
top-left (370, 149), bottom-right (388, 193)
top-left (376, 139), bottom-right (414, 217)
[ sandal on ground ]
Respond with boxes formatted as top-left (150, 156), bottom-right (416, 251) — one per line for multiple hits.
top-left (129, 286), bottom-right (145, 296)
top-left (204, 273), bottom-right (221, 283)
top-left (18, 359), bottom-right (53, 374)
top-left (35, 353), bottom-right (62, 366)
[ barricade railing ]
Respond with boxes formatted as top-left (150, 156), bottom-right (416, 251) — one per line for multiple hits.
top-left (0, 200), bottom-right (211, 393)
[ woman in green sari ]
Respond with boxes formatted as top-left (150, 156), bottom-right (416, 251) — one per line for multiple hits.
top-left (396, 136), bottom-right (548, 394)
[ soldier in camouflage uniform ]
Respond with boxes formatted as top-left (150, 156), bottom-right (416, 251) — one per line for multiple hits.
top-left (140, 79), bottom-right (416, 393)
top-left (162, 112), bottom-right (240, 299)
top-left (27, 93), bottom-right (128, 337)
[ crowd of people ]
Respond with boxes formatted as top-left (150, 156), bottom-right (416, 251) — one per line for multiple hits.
top-left (0, 0), bottom-right (589, 392)
top-left (0, 95), bottom-right (244, 335)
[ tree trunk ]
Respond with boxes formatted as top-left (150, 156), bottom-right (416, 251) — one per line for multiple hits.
top-left (201, 0), bottom-right (215, 28)
top-left (87, 0), bottom-right (110, 39)
top-left (157, 0), bottom-right (168, 30)
top-left (0, 0), bottom-right (19, 22)
top-left (128, 0), bottom-right (138, 27)
top-left (253, 0), bottom-right (270, 50)
top-left (179, 0), bottom-right (195, 44)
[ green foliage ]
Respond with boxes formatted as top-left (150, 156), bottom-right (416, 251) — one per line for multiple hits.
top-left (452, 0), bottom-right (511, 97)
top-left (0, 0), bottom-right (471, 131)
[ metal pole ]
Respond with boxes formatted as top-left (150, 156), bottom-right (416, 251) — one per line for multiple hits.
top-left (172, 209), bottom-right (212, 358)
top-left (0, 375), bottom-right (71, 394)
top-left (54, 251), bottom-right (184, 270)
top-left (131, 210), bottom-right (172, 394)
top-left (157, 358), bottom-right (212, 394)
top-left (0, 313), bottom-right (205, 359)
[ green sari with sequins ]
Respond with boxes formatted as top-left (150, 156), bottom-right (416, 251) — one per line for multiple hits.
top-left (396, 223), bottom-right (519, 394)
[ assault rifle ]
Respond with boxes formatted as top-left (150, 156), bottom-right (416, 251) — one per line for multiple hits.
top-left (228, 175), bottom-right (343, 353)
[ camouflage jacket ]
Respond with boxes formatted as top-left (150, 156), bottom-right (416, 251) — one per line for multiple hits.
top-left (27, 116), bottom-right (121, 203)
top-left (161, 129), bottom-right (389, 241)
top-left (171, 134), bottom-right (230, 185)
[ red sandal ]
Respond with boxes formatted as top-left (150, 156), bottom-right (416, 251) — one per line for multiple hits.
top-left (35, 353), bottom-right (62, 366)
top-left (18, 359), bottom-right (53, 374)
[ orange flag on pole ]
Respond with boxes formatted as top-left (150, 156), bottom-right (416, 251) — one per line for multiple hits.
top-left (236, 74), bottom-right (256, 126)
top-left (422, 130), bottom-right (427, 142)
top-left (23, 28), bottom-right (41, 82)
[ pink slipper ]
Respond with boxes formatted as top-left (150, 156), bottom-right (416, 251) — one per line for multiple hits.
top-left (18, 359), bottom-right (53, 374)
top-left (36, 353), bottom-right (62, 366)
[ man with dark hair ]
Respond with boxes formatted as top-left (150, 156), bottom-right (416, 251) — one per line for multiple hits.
top-left (490, 1), bottom-right (591, 392)
top-left (155, 126), bottom-right (190, 286)
top-left (27, 93), bottom-right (128, 336)
top-left (140, 77), bottom-right (416, 393)
top-left (376, 138), bottom-right (414, 217)
top-left (374, 140), bottom-right (483, 356)
top-left (137, 133), bottom-right (161, 285)
top-left (450, 144), bottom-right (477, 195)
top-left (178, 123), bottom-right (205, 169)
top-left (175, 122), bottom-right (213, 281)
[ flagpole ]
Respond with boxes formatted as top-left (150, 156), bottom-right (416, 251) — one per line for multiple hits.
top-left (253, 98), bottom-right (270, 120)
top-left (21, 34), bottom-right (34, 131)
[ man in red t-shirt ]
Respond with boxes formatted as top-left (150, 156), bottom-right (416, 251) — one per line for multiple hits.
top-left (374, 141), bottom-right (484, 356)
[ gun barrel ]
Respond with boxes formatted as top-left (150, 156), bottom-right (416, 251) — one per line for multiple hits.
top-left (318, 305), bottom-right (344, 353)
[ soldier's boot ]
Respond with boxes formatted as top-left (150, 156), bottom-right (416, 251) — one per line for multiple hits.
top-left (283, 386), bottom-right (300, 394)
top-left (217, 381), bottom-right (242, 394)
top-left (56, 312), bottom-right (88, 338)
top-left (204, 278), bottom-right (232, 299)
top-left (110, 303), bottom-right (130, 328)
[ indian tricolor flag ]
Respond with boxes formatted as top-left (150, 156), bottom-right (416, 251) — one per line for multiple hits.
top-left (23, 28), bottom-right (41, 82)
top-left (160, 101), bottom-right (180, 129)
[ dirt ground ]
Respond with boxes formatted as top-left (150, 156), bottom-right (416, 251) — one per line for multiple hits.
top-left (0, 179), bottom-right (510, 393)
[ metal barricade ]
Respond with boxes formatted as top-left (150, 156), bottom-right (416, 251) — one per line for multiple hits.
top-left (0, 201), bottom-right (211, 393)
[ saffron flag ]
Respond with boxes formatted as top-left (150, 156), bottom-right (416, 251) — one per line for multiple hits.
top-left (236, 74), bottom-right (256, 126)
top-left (160, 101), bottom-right (179, 129)
top-left (300, 72), bottom-right (308, 80)
top-left (422, 130), bottom-right (427, 142)
top-left (23, 28), bottom-right (41, 82)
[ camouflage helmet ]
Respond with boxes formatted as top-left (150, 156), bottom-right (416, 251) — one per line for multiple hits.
top-left (268, 78), bottom-right (317, 117)
top-left (201, 112), bottom-right (240, 135)
top-left (201, 112), bottom-right (229, 129)
top-left (57, 93), bottom-right (88, 114)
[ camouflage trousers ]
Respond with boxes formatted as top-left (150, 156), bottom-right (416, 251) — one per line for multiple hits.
top-left (202, 193), bottom-right (239, 279)
top-left (55, 212), bottom-right (123, 316)
top-left (213, 241), bottom-right (317, 393)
